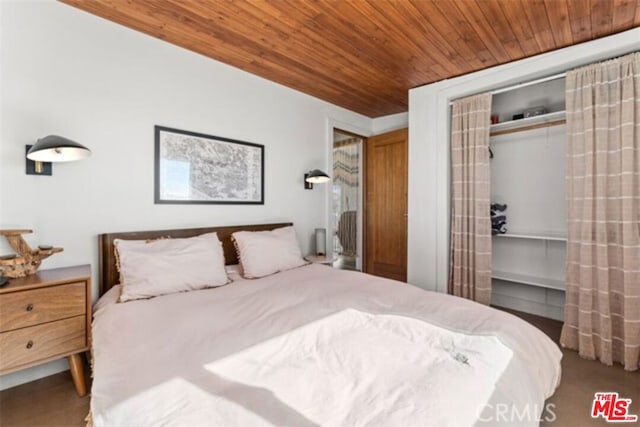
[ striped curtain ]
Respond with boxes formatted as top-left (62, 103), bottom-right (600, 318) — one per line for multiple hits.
top-left (333, 139), bottom-right (359, 256)
top-left (333, 139), bottom-right (359, 197)
top-left (449, 93), bottom-right (493, 305)
top-left (561, 52), bottom-right (640, 371)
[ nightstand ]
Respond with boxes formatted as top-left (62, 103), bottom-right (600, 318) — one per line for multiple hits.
top-left (304, 255), bottom-right (335, 266)
top-left (0, 265), bottom-right (91, 396)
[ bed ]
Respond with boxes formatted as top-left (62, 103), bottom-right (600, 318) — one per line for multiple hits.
top-left (91, 223), bottom-right (561, 426)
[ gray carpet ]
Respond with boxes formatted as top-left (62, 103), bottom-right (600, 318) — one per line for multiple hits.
top-left (498, 307), bottom-right (640, 426)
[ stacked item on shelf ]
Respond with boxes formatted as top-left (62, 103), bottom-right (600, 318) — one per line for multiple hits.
top-left (491, 203), bottom-right (508, 235)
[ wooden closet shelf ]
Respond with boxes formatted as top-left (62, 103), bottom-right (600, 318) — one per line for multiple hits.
top-left (490, 110), bottom-right (566, 137)
top-left (491, 120), bottom-right (565, 137)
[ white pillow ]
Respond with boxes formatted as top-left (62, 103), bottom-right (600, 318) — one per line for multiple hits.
top-left (232, 226), bottom-right (307, 278)
top-left (115, 232), bottom-right (228, 302)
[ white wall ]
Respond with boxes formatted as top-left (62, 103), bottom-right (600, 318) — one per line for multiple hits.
top-left (372, 112), bottom-right (408, 134)
top-left (408, 28), bottom-right (640, 293)
top-left (0, 0), bottom-right (377, 390)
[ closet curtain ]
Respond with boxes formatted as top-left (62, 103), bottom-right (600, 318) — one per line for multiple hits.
top-left (449, 93), bottom-right (493, 305)
top-left (561, 52), bottom-right (640, 371)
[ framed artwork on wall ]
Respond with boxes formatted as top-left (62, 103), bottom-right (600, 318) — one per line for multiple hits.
top-left (154, 126), bottom-right (264, 204)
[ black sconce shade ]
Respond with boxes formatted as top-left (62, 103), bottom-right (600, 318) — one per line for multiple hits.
top-left (304, 169), bottom-right (330, 189)
top-left (27, 135), bottom-right (91, 163)
top-left (26, 135), bottom-right (91, 176)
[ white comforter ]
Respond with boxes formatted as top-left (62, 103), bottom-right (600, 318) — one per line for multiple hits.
top-left (91, 265), bottom-right (561, 427)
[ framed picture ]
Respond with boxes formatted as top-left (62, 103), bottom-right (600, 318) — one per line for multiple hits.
top-left (154, 126), bottom-right (264, 204)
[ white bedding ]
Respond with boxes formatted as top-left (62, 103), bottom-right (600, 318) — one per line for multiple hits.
top-left (91, 265), bottom-right (561, 427)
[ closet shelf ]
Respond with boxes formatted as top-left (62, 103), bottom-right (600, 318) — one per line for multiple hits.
top-left (490, 110), bottom-right (566, 137)
top-left (492, 270), bottom-right (565, 291)
top-left (493, 231), bottom-right (567, 242)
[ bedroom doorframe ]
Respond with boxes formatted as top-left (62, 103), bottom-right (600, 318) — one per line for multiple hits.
top-left (331, 127), bottom-right (366, 271)
top-left (325, 118), bottom-right (370, 272)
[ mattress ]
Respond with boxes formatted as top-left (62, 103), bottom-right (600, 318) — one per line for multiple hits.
top-left (90, 264), bottom-right (561, 426)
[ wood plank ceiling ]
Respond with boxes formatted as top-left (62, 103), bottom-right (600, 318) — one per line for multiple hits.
top-left (61, 0), bottom-right (640, 117)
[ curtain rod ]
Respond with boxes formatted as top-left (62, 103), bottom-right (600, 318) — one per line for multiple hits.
top-left (448, 71), bottom-right (566, 105)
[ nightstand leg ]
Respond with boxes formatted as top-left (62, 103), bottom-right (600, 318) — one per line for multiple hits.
top-left (68, 353), bottom-right (88, 397)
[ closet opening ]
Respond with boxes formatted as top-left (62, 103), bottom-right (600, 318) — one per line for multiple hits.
top-left (448, 76), bottom-right (569, 320)
top-left (332, 129), bottom-right (365, 271)
top-left (489, 77), bottom-right (567, 320)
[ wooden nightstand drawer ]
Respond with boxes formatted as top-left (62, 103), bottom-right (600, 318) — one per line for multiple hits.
top-left (0, 315), bottom-right (86, 373)
top-left (0, 265), bottom-right (91, 396)
top-left (0, 282), bottom-right (86, 332)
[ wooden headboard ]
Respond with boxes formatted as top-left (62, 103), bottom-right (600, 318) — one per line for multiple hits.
top-left (98, 222), bottom-right (292, 296)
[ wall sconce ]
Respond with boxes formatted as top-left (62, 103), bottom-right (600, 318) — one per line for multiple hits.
top-left (26, 135), bottom-right (91, 176)
top-left (304, 169), bottom-right (330, 189)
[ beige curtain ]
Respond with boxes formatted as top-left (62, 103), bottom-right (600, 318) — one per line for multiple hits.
top-left (333, 138), bottom-right (360, 256)
top-left (560, 52), bottom-right (640, 371)
top-left (449, 93), bottom-right (492, 305)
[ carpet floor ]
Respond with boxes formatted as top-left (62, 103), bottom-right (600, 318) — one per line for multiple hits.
top-left (499, 308), bottom-right (640, 427)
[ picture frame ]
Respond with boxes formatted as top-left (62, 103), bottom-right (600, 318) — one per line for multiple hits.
top-left (154, 126), bottom-right (264, 204)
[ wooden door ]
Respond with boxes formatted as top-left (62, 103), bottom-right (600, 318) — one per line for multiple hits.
top-left (364, 128), bottom-right (408, 281)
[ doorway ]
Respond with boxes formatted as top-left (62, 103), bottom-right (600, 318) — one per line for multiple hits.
top-left (364, 128), bottom-right (408, 281)
top-left (332, 129), bottom-right (364, 271)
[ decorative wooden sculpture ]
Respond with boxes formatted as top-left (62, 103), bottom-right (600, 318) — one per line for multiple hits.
top-left (0, 230), bottom-right (63, 278)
